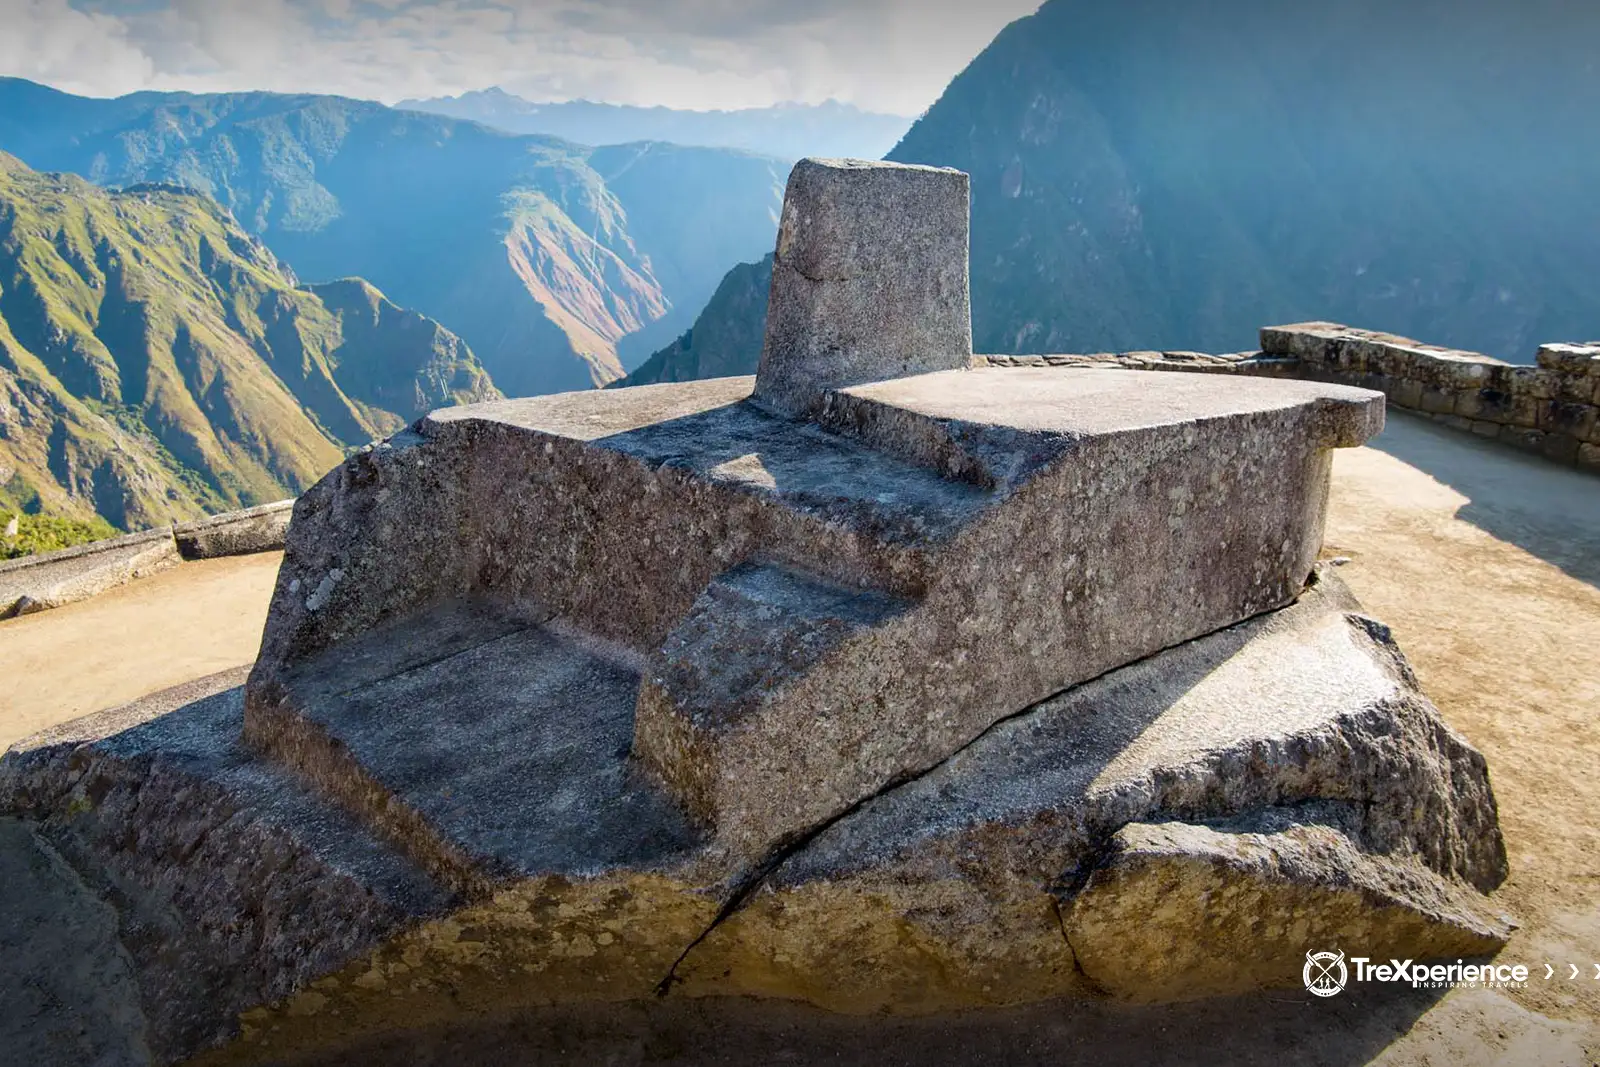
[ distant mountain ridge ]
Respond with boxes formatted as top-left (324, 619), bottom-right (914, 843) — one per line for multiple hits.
top-left (0, 77), bottom-right (786, 396)
top-left (396, 88), bottom-right (913, 162)
top-left (630, 0), bottom-right (1600, 379)
top-left (0, 153), bottom-right (496, 530)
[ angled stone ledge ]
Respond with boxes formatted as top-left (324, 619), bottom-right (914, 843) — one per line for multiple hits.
top-left (1062, 809), bottom-right (1511, 1002)
top-left (669, 574), bottom-right (1508, 1010)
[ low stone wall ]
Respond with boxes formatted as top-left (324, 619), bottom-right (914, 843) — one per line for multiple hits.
top-left (981, 325), bottom-right (1600, 472)
top-left (0, 499), bottom-right (293, 619)
top-left (173, 499), bottom-right (295, 560)
top-left (1260, 323), bottom-right (1600, 469)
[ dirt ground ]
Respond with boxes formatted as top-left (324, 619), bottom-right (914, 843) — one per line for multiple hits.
top-left (0, 551), bottom-right (281, 750)
top-left (0, 411), bottom-right (1596, 1066)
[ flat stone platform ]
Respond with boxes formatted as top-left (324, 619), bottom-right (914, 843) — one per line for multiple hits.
top-left (249, 367), bottom-right (1383, 875)
top-left (249, 600), bottom-right (701, 897)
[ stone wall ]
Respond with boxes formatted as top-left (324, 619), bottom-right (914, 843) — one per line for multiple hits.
top-left (981, 324), bottom-right (1600, 472)
top-left (1260, 324), bottom-right (1600, 469)
top-left (0, 499), bottom-right (293, 618)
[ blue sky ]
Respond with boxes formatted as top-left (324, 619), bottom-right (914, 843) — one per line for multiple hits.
top-left (0, 0), bottom-right (1040, 113)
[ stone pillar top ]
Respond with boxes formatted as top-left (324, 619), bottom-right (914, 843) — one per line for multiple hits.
top-left (752, 157), bottom-right (974, 418)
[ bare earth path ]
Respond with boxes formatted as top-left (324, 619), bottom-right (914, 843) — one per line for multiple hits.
top-left (0, 413), bottom-right (1596, 1065)
top-left (0, 552), bottom-right (281, 750)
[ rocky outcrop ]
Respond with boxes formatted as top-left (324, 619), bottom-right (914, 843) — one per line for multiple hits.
top-left (0, 159), bottom-right (1513, 1065)
top-left (0, 569), bottom-right (1510, 1063)
top-left (669, 578), bottom-right (1507, 1010)
top-left (0, 670), bottom-right (450, 1064)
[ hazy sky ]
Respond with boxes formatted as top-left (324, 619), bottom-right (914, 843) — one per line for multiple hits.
top-left (0, 0), bottom-right (1041, 114)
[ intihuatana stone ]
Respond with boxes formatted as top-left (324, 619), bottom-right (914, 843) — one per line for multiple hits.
top-left (0, 157), bottom-right (1509, 1065)
top-left (754, 158), bottom-right (973, 417)
top-left (249, 364), bottom-right (1382, 877)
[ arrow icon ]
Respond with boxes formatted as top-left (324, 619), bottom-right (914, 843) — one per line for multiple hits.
top-left (1570, 964), bottom-right (1581, 980)
top-left (1593, 963), bottom-right (1599, 979)
top-left (1544, 964), bottom-right (1554, 979)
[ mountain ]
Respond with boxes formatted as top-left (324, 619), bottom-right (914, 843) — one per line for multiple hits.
top-left (395, 90), bottom-right (913, 162)
top-left (628, 0), bottom-right (1600, 376)
top-left (616, 254), bottom-right (772, 387)
top-left (0, 78), bottom-right (785, 395)
top-left (0, 153), bottom-right (497, 531)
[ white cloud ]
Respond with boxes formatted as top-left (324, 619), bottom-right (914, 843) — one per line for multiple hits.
top-left (0, 0), bottom-right (155, 96)
top-left (0, 0), bottom-right (1042, 114)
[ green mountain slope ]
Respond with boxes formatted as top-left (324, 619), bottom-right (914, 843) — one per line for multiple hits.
top-left (0, 80), bottom-right (784, 395)
top-left (0, 154), bottom-right (497, 531)
top-left (628, 0), bottom-right (1600, 376)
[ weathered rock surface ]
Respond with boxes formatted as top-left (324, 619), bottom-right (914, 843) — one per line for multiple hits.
top-left (668, 576), bottom-right (1507, 1010)
top-left (0, 158), bottom-right (1512, 1066)
top-left (754, 159), bottom-right (973, 417)
top-left (0, 527), bottom-right (179, 618)
top-left (0, 669), bottom-right (452, 1064)
top-left (1064, 810), bottom-right (1509, 1002)
top-left (248, 366), bottom-right (1382, 877)
top-left (1, 572), bottom-right (1509, 1063)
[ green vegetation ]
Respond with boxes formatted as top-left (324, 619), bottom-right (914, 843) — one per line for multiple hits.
top-left (0, 152), bottom-right (498, 532)
top-left (0, 78), bottom-right (784, 395)
top-left (2, 511), bottom-right (118, 560)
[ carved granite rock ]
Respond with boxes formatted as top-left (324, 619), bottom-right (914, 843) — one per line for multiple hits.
top-left (669, 576), bottom-right (1508, 1010)
top-left (247, 366), bottom-right (1382, 879)
top-left (754, 158), bottom-right (973, 417)
top-left (0, 670), bottom-right (450, 1063)
top-left (0, 157), bottom-right (1512, 1065)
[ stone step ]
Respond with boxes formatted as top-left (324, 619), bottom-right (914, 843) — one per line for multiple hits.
top-left (434, 379), bottom-right (994, 613)
top-left (634, 562), bottom-right (913, 833)
top-left (245, 599), bottom-right (703, 899)
top-left (0, 668), bottom-right (451, 1064)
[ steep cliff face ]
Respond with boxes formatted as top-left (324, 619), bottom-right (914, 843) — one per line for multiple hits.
top-left (628, 0), bottom-right (1600, 378)
top-left (616, 254), bottom-right (773, 387)
top-left (0, 79), bottom-right (784, 395)
top-left (0, 155), bottom-right (496, 530)
top-left (887, 0), bottom-right (1600, 361)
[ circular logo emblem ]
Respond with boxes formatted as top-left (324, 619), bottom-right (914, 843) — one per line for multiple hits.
top-left (1304, 950), bottom-right (1348, 997)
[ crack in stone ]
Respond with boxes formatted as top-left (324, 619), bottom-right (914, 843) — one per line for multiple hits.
top-left (1048, 893), bottom-right (1107, 998)
top-left (652, 579), bottom-right (1318, 996)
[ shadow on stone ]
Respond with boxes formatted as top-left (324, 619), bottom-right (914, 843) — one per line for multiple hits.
top-left (265, 985), bottom-right (1454, 1067)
